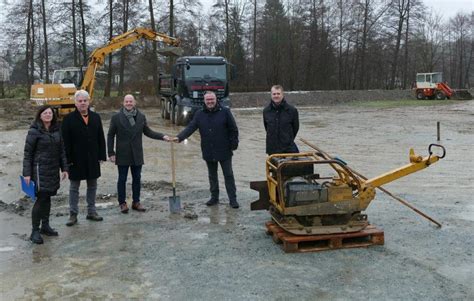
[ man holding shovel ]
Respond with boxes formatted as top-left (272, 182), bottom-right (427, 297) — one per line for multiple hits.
top-left (173, 91), bottom-right (240, 209)
top-left (107, 94), bottom-right (171, 213)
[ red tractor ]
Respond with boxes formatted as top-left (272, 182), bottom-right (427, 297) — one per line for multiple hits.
top-left (414, 72), bottom-right (472, 100)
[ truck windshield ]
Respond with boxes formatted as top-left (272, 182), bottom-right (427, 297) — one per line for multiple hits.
top-left (185, 64), bottom-right (226, 81)
top-left (432, 73), bottom-right (442, 83)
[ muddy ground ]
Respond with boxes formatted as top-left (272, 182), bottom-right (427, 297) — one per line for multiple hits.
top-left (0, 99), bottom-right (473, 300)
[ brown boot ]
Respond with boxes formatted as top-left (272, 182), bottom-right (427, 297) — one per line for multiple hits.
top-left (120, 203), bottom-right (129, 214)
top-left (66, 213), bottom-right (77, 227)
top-left (132, 202), bottom-right (146, 212)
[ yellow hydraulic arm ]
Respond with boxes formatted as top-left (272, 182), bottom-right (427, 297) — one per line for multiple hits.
top-left (81, 27), bottom-right (182, 98)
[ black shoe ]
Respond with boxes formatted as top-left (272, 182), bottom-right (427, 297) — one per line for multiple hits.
top-left (206, 198), bottom-right (219, 206)
top-left (230, 200), bottom-right (240, 209)
top-left (66, 213), bottom-right (78, 227)
top-left (40, 223), bottom-right (59, 236)
top-left (86, 212), bottom-right (103, 221)
top-left (30, 229), bottom-right (44, 244)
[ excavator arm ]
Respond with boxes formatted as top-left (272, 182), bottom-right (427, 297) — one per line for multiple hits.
top-left (81, 27), bottom-right (182, 98)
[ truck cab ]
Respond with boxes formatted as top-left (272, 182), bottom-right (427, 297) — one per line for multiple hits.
top-left (415, 72), bottom-right (442, 90)
top-left (159, 56), bottom-right (234, 125)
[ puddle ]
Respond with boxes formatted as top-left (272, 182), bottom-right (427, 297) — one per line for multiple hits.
top-left (95, 202), bottom-right (115, 209)
top-left (0, 246), bottom-right (15, 252)
top-left (187, 232), bottom-right (208, 240)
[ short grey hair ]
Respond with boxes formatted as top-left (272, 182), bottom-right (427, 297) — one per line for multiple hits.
top-left (271, 85), bottom-right (284, 92)
top-left (203, 90), bottom-right (216, 97)
top-left (74, 89), bottom-right (90, 100)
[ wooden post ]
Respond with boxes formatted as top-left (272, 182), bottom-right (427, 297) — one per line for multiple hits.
top-left (437, 121), bottom-right (440, 141)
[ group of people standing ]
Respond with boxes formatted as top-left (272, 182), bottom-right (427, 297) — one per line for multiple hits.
top-left (22, 85), bottom-right (299, 244)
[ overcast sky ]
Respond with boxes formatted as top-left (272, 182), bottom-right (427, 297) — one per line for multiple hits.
top-left (200, 0), bottom-right (473, 20)
top-left (0, 0), bottom-right (472, 52)
top-left (429, 0), bottom-right (474, 19)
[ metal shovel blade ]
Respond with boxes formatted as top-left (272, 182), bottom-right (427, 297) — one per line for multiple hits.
top-left (169, 184), bottom-right (181, 214)
top-left (169, 195), bottom-right (181, 213)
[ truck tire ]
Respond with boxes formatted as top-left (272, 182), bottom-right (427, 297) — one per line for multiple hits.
top-left (164, 99), bottom-right (171, 120)
top-left (416, 91), bottom-right (425, 100)
top-left (161, 99), bottom-right (165, 118)
top-left (176, 105), bottom-right (185, 126)
top-left (435, 91), bottom-right (446, 100)
top-left (171, 104), bottom-right (177, 124)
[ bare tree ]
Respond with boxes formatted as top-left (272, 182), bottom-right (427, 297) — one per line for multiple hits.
top-left (104, 0), bottom-right (113, 97)
top-left (148, 0), bottom-right (159, 96)
top-left (41, 0), bottom-right (49, 82)
top-left (72, 0), bottom-right (78, 66)
top-left (389, 0), bottom-right (410, 89)
top-left (79, 0), bottom-right (87, 66)
top-left (118, 0), bottom-right (129, 96)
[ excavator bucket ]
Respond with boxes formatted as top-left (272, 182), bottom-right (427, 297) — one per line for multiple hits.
top-left (157, 47), bottom-right (183, 57)
top-left (451, 89), bottom-right (473, 100)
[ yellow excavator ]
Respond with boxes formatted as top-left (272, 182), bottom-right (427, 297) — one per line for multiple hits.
top-left (30, 27), bottom-right (182, 118)
top-left (251, 143), bottom-right (445, 235)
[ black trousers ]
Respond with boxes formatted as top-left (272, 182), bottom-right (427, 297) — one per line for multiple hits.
top-left (32, 191), bottom-right (52, 230)
top-left (206, 158), bottom-right (237, 202)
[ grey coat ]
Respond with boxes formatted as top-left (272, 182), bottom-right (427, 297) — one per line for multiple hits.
top-left (107, 108), bottom-right (164, 166)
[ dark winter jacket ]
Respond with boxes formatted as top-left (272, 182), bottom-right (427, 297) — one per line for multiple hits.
top-left (22, 122), bottom-right (68, 194)
top-left (177, 104), bottom-right (239, 162)
top-left (107, 108), bottom-right (164, 166)
top-left (61, 109), bottom-right (106, 180)
top-left (263, 99), bottom-right (299, 155)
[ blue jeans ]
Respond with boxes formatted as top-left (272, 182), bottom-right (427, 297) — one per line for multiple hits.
top-left (117, 165), bottom-right (142, 204)
top-left (206, 158), bottom-right (236, 202)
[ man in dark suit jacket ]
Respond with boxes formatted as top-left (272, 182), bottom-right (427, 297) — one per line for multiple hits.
top-left (174, 91), bottom-right (240, 209)
top-left (263, 85), bottom-right (299, 155)
top-left (107, 94), bottom-right (170, 213)
top-left (62, 89), bottom-right (107, 226)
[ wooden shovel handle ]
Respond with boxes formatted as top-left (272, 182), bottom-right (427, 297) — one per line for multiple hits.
top-left (171, 142), bottom-right (176, 188)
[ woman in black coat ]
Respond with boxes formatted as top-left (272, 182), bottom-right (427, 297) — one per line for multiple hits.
top-left (22, 106), bottom-right (68, 244)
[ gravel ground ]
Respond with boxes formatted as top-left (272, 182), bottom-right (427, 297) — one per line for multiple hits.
top-left (0, 99), bottom-right (473, 300)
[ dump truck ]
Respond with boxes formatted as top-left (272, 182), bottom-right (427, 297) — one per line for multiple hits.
top-left (159, 56), bottom-right (234, 126)
top-left (414, 72), bottom-right (472, 100)
top-left (30, 28), bottom-right (181, 118)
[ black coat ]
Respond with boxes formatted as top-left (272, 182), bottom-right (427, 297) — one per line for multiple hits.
top-left (61, 109), bottom-right (106, 180)
top-left (107, 108), bottom-right (164, 166)
top-left (263, 99), bottom-right (299, 155)
top-left (177, 105), bottom-right (239, 162)
top-left (22, 122), bottom-right (68, 194)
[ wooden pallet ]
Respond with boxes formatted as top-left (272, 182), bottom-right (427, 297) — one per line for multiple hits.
top-left (265, 221), bottom-right (384, 253)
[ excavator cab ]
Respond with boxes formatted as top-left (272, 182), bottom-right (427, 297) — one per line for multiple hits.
top-left (52, 69), bottom-right (82, 87)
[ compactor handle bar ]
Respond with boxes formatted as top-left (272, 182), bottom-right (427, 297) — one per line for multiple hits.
top-left (428, 144), bottom-right (446, 159)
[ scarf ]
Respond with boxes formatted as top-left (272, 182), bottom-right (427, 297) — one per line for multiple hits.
top-left (122, 107), bottom-right (137, 126)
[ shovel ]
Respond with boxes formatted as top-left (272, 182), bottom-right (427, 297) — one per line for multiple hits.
top-left (168, 141), bottom-right (181, 213)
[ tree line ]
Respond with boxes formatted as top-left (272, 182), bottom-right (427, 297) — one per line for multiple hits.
top-left (0, 0), bottom-right (472, 97)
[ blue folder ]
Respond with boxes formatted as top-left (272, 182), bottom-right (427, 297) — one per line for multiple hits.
top-left (20, 176), bottom-right (36, 202)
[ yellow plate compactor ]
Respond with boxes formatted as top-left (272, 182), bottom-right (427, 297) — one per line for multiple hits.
top-left (250, 144), bottom-right (445, 235)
